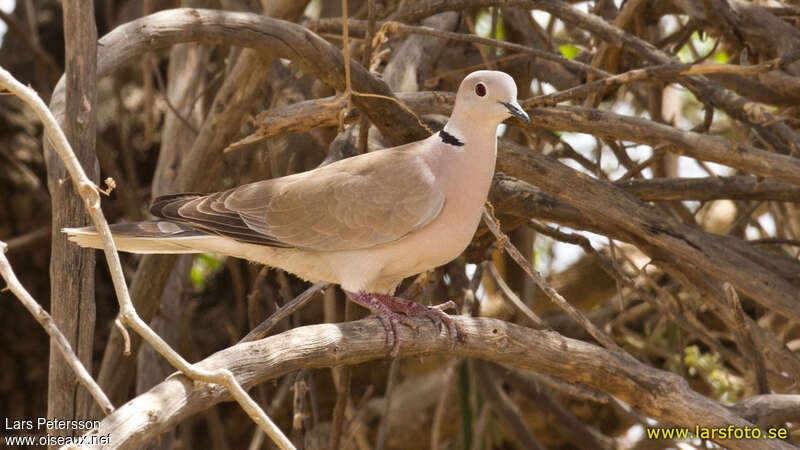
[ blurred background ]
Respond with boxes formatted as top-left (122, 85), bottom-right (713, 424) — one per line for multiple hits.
top-left (2, 0), bottom-right (800, 448)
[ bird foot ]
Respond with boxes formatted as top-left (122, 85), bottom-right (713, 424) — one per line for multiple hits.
top-left (345, 291), bottom-right (461, 357)
top-left (373, 294), bottom-right (460, 345)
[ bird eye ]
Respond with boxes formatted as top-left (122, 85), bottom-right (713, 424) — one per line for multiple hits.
top-left (475, 83), bottom-right (486, 97)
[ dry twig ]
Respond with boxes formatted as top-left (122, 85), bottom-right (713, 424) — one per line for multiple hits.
top-left (0, 66), bottom-right (294, 450)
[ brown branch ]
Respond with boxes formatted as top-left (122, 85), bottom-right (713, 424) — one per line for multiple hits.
top-left (82, 317), bottom-right (791, 450)
top-left (50, 7), bottom-right (435, 409)
top-left (49, 8), bottom-right (430, 158)
top-left (482, 207), bottom-right (621, 351)
top-left (389, 0), bottom-right (800, 153)
top-left (502, 367), bottom-right (615, 450)
top-left (524, 105), bottom-right (800, 187)
top-left (723, 283), bottom-right (770, 395)
top-left (528, 51), bottom-right (800, 106)
top-left (497, 138), bottom-right (800, 326)
top-left (4, 225), bottom-right (50, 252)
top-left (225, 91), bottom-right (451, 152)
top-left (240, 282), bottom-right (328, 343)
top-left (45, 0), bottom-right (99, 436)
top-left (614, 176), bottom-right (800, 202)
top-left (485, 263), bottom-right (546, 328)
top-left (729, 395), bottom-right (800, 427)
top-left (530, 0), bottom-right (800, 155)
top-left (0, 9), bottom-right (61, 87)
top-left (491, 175), bottom-right (800, 372)
top-left (309, 18), bottom-right (609, 78)
top-left (227, 89), bottom-right (800, 187)
top-left (475, 361), bottom-right (544, 450)
top-left (654, 259), bottom-right (800, 386)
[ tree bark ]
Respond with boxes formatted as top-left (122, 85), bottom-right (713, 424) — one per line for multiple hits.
top-left (44, 0), bottom-right (98, 446)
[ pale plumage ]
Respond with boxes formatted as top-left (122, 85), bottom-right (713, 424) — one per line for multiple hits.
top-left (65, 70), bottom-right (529, 355)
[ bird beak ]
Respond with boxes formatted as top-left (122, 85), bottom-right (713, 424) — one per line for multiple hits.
top-left (501, 101), bottom-right (530, 124)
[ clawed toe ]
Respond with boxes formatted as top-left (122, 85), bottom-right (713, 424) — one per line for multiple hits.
top-left (346, 290), bottom-right (462, 356)
top-left (431, 300), bottom-right (457, 312)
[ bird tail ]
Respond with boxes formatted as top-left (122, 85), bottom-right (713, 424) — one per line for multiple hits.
top-left (63, 221), bottom-right (210, 254)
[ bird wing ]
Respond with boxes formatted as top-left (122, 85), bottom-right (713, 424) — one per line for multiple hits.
top-left (150, 148), bottom-right (445, 251)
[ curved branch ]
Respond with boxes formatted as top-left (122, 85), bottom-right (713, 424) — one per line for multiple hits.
top-left (45, 7), bottom-right (434, 408)
top-left (497, 139), bottom-right (800, 325)
top-left (230, 90), bottom-right (800, 186)
top-left (82, 317), bottom-right (788, 450)
top-left (526, 105), bottom-right (800, 186)
top-left (391, 0), bottom-right (800, 153)
top-left (49, 8), bottom-right (427, 147)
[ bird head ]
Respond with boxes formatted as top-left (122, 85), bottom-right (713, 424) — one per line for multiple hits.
top-left (454, 70), bottom-right (530, 126)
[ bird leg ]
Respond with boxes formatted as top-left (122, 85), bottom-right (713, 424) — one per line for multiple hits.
top-left (345, 291), bottom-right (419, 357)
top-left (372, 294), bottom-right (459, 345)
top-left (345, 291), bottom-right (460, 357)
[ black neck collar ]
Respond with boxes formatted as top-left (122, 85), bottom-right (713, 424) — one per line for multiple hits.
top-left (439, 129), bottom-right (464, 147)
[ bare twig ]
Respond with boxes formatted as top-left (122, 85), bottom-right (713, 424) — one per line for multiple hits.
top-left (0, 241), bottom-right (114, 414)
top-left (528, 51), bottom-right (800, 107)
top-left (724, 283), bottom-right (770, 395)
top-left (309, 19), bottom-right (610, 78)
top-left (330, 330), bottom-right (352, 450)
top-left (482, 206), bottom-right (620, 351)
top-left (485, 263), bottom-right (546, 328)
top-left (0, 66), bottom-right (294, 450)
top-left (240, 282), bottom-right (328, 343)
top-left (475, 361), bottom-right (544, 450)
top-left (4, 225), bottom-right (50, 252)
top-left (375, 358), bottom-right (400, 450)
top-left (0, 9), bottom-right (61, 85)
top-left (430, 361), bottom-right (457, 450)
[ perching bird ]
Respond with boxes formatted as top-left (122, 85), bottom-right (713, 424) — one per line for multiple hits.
top-left (66, 70), bottom-right (530, 356)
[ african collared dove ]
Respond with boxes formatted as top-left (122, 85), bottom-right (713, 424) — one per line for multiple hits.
top-left (65, 70), bottom-right (529, 355)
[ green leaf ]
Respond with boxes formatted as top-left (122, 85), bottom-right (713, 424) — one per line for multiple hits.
top-left (713, 51), bottom-right (729, 64)
top-left (190, 253), bottom-right (225, 292)
top-left (558, 44), bottom-right (579, 60)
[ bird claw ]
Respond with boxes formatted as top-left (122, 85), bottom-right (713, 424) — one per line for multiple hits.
top-left (376, 294), bottom-right (461, 349)
top-left (372, 312), bottom-right (405, 358)
top-left (346, 291), bottom-right (462, 357)
top-left (418, 301), bottom-right (461, 349)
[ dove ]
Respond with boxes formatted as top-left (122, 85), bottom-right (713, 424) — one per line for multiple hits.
top-left (65, 70), bottom-right (530, 356)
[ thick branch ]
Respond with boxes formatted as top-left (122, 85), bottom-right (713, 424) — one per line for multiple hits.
top-left (230, 91), bottom-right (800, 187)
top-left (729, 395), bottom-right (800, 427)
top-left (390, 0), bottom-right (800, 153)
top-left (497, 139), bottom-right (800, 324)
top-left (525, 105), bottom-right (800, 186)
top-left (71, 8), bottom-right (425, 146)
top-left (82, 317), bottom-right (788, 450)
top-left (615, 176), bottom-right (800, 202)
top-left (46, 0), bottom-right (98, 434)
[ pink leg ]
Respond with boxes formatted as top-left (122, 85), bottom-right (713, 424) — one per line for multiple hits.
top-left (372, 294), bottom-right (459, 345)
top-left (345, 291), bottom-right (418, 357)
top-left (345, 291), bottom-right (462, 357)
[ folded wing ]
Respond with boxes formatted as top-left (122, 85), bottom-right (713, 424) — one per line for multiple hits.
top-left (151, 149), bottom-right (445, 251)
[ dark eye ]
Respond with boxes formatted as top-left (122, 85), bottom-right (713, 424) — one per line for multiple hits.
top-left (475, 83), bottom-right (486, 97)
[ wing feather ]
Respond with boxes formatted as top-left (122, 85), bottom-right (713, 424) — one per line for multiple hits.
top-left (150, 148), bottom-right (445, 251)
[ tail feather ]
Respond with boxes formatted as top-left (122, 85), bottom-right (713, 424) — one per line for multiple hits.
top-left (149, 192), bottom-right (204, 217)
top-left (63, 221), bottom-right (210, 254)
